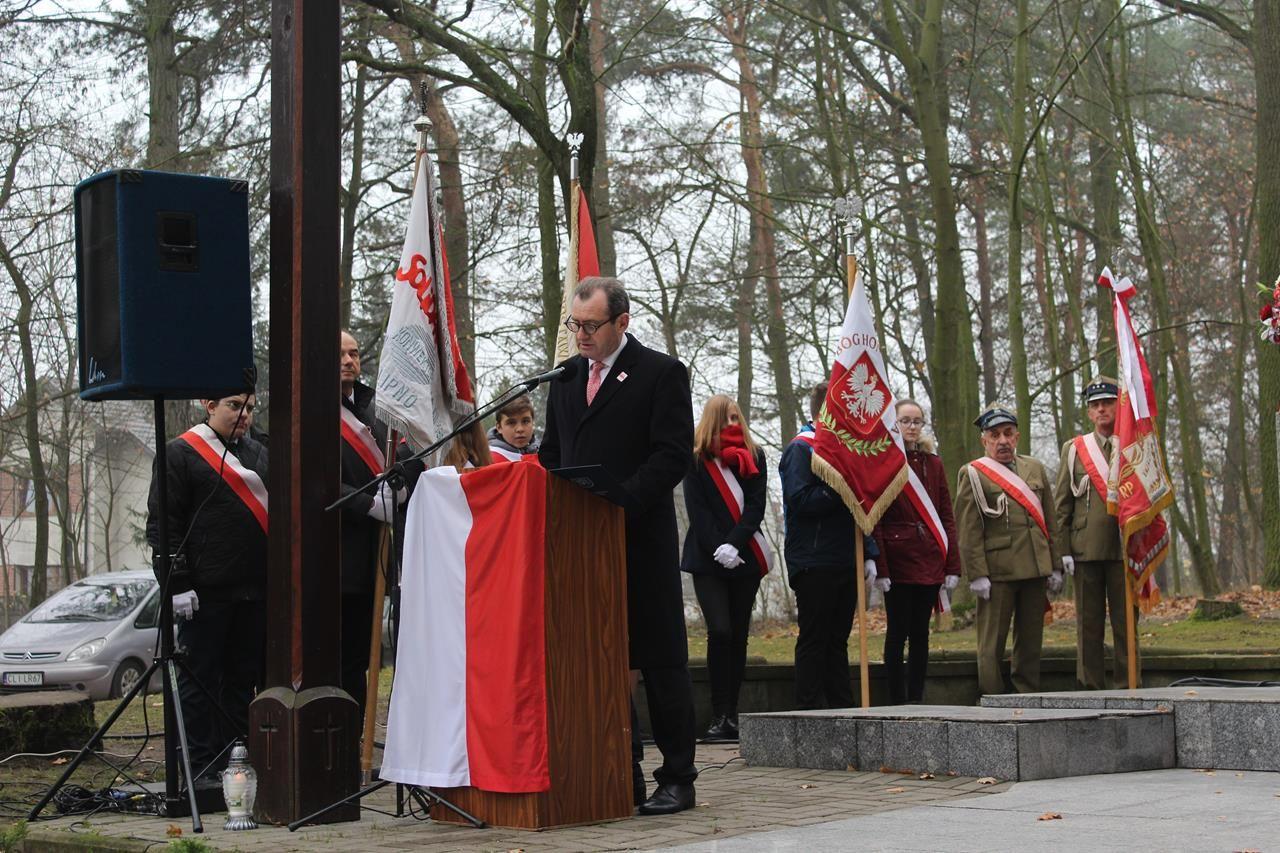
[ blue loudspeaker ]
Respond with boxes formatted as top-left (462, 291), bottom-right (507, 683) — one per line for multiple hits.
top-left (75, 169), bottom-right (255, 401)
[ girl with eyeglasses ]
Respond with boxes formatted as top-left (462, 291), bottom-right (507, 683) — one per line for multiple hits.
top-left (872, 399), bottom-right (962, 704)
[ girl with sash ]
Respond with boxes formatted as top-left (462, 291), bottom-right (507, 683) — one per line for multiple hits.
top-left (680, 395), bottom-right (770, 742)
top-left (871, 400), bottom-right (961, 704)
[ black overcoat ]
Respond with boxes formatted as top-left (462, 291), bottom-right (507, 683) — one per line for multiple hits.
top-left (539, 334), bottom-right (694, 669)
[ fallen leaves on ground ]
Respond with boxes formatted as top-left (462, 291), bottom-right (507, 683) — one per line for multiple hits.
top-left (918, 772), bottom-right (935, 780)
top-left (798, 783), bottom-right (817, 789)
top-left (50, 757), bottom-right (68, 765)
top-left (1038, 812), bottom-right (1063, 821)
top-left (165, 825), bottom-right (182, 838)
top-left (977, 777), bottom-right (999, 785)
top-left (886, 786), bottom-right (906, 793)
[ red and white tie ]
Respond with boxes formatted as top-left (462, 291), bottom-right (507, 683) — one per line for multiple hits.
top-left (586, 361), bottom-right (605, 405)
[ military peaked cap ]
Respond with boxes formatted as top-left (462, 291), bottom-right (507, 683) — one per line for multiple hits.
top-left (1083, 377), bottom-right (1120, 402)
top-left (974, 403), bottom-right (1018, 431)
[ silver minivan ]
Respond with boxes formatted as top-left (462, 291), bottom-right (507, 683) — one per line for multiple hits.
top-left (0, 569), bottom-right (162, 700)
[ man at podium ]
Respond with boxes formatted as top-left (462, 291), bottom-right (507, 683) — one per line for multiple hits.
top-left (540, 277), bottom-right (699, 816)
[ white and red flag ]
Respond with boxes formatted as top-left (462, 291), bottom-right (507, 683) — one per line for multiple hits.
top-left (552, 170), bottom-right (601, 364)
top-left (1099, 267), bottom-right (1173, 607)
top-left (811, 272), bottom-right (948, 558)
top-left (381, 462), bottom-right (550, 792)
top-left (376, 152), bottom-right (475, 451)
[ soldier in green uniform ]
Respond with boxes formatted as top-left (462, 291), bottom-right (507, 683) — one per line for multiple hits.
top-left (1054, 377), bottom-right (1139, 689)
top-left (954, 404), bottom-right (1064, 696)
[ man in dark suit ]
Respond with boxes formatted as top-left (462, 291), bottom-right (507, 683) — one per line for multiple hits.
top-left (539, 277), bottom-right (698, 816)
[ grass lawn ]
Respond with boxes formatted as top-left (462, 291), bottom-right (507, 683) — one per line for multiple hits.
top-left (688, 613), bottom-right (1280, 663)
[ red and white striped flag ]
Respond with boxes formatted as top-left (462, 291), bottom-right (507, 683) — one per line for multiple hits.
top-left (381, 462), bottom-right (550, 792)
top-left (376, 151), bottom-right (475, 452)
top-left (811, 272), bottom-right (948, 559)
top-left (1100, 267), bottom-right (1173, 606)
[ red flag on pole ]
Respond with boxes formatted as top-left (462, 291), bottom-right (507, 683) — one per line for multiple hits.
top-left (1099, 267), bottom-right (1173, 607)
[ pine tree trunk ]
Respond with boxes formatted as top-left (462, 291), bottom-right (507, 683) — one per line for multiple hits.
top-left (1256, 1), bottom-right (1280, 589)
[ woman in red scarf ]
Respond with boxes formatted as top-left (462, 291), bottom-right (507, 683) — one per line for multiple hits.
top-left (872, 399), bottom-right (961, 703)
top-left (680, 395), bottom-right (770, 742)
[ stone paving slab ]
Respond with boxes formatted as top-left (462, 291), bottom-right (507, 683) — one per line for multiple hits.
top-left (18, 744), bottom-right (1010, 852)
top-left (656, 768), bottom-right (1280, 852)
top-left (980, 685), bottom-right (1280, 771)
top-left (740, 705), bottom-right (1175, 781)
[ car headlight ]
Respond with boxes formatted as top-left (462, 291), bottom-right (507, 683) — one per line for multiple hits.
top-left (66, 638), bottom-right (107, 662)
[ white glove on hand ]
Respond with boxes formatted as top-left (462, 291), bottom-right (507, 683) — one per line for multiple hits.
top-left (1061, 556), bottom-right (1075, 577)
top-left (1047, 569), bottom-right (1065, 595)
top-left (875, 576), bottom-right (892, 593)
top-left (172, 590), bottom-right (199, 621)
top-left (713, 543), bottom-right (740, 568)
top-left (366, 483), bottom-right (395, 524)
top-left (864, 559), bottom-right (878, 583)
top-left (944, 574), bottom-right (960, 591)
top-left (969, 577), bottom-right (992, 600)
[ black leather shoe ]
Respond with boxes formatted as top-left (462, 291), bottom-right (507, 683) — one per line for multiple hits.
top-left (725, 713), bottom-right (740, 737)
top-left (701, 715), bottom-right (736, 743)
top-left (638, 783), bottom-right (695, 815)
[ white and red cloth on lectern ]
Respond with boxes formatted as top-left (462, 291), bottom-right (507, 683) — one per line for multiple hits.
top-left (381, 462), bottom-right (550, 792)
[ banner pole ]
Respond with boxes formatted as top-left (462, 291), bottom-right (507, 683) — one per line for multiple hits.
top-left (1124, 570), bottom-right (1138, 690)
top-left (854, 534), bottom-right (870, 707)
top-left (361, 429), bottom-right (398, 782)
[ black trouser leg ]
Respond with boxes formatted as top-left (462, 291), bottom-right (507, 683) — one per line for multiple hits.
top-left (175, 600), bottom-right (231, 774)
top-left (693, 572), bottom-right (760, 717)
top-left (882, 585), bottom-right (909, 705)
top-left (792, 569), bottom-right (857, 709)
top-left (341, 592), bottom-right (375, 714)
top-left (640, 665), bottom-right (698, 788)
top-left (904, 584), bottom-right (939, 702)
top-left (216, 601), bottom-right (264, 754)
top-left (725, 573), bottom-right (760, 716)
top-left (630, 697), bottom-right (646, 800)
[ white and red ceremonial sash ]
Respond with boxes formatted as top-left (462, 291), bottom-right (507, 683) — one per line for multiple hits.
top-left (381, 462), bottom-right (549, 793)
top-left (811, 271), bottom-right (947, 558)
top-left (968, 457), bottom-right (1049, 539)
top-left (376, 147), bottom-right (476, 453)
top-left (1100, 268), bottom-right (1174, 606)
top-left (704, 458), bottom-right (773, 576)
top-left (1071, 434), bottom-right (1110, 500)
top-left (793, 427), bottom-right (816, 446)
top-left (340, 404), bottom-right (385, 477)
top-left (178, 424), bottom-right (268, 535)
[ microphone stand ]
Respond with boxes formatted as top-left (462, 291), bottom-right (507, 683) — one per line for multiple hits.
top-left (325, 378), bottom-right (545, 513)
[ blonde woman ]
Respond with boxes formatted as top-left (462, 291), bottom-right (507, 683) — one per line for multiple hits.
top-left (680, 395), bottom-right (770, 742)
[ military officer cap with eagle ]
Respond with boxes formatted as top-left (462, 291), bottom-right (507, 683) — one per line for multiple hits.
top-left (1082, 376), bottom-right (1120, 402)
top-left (974, 402), bottom-right (1018, 431)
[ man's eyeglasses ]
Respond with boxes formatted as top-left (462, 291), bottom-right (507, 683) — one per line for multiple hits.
top-left (564, 313), bottom-right (622, 336)
top-left (898, 418), bottom-right (925, 427)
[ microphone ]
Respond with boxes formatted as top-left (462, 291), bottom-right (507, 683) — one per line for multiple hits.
top-left (520, 360), bottom-right (580, 388)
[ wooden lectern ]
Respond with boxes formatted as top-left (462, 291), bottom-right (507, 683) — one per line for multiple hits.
top-left (430, 472), bottom-right (632, 829)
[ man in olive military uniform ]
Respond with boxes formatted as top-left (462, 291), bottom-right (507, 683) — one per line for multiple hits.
top-left (954, 404), bottom-right (1064, 695)
top-left (1054, 377), bottom-right (1139, 689)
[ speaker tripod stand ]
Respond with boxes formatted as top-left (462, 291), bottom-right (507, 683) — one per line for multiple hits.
top-left (27, 398), bottom-right (238, 833)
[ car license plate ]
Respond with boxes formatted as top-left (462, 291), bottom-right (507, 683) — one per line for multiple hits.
top-left (2, 671), bottom-right (43, 687)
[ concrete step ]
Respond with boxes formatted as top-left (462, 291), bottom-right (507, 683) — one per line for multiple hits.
top-left (740, 705), bottom-right (1175, 782)
top-left (981, 686), bottom-right (1280, 771)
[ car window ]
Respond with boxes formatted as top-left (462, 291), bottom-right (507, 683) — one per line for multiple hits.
top-left (134, 590), bottom-right (161, 629)
top-left (25, 579), bottom-right (156, 623)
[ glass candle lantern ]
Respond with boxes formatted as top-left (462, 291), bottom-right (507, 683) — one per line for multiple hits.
top-left (221, 741), bottom-right (259, 831)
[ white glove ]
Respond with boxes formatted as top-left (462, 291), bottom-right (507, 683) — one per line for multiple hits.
top-left (1047, 569), bottom-right (1065, 594)
top-left (969, 577), bottom-right (992, 600)
top-left (864, 559), bottom-right (877, 582)
top-left (875, 576), bottom-right (892, 593)
top-left (366, 482), bottom-right (395, 524)
top-left (172, 590), bottom-right (199, 620)
top-left (1061, 556), bottom-right (1075, 577)
top-left (713, 543), bottom-right (740, 568)
top-left (944, 574), bottom-right (960, 591)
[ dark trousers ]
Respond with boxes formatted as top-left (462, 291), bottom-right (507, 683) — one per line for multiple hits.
top-left (692, 572), bottom-right (761, 718)
top-left (883, 583), bottom-right (940, 704)
top-left (791, 568), bottom-right (857, 710)
top-left (175, 599), bottom-right (264, 775)
top-left (341, 592), bottom-right (376, 714)
top-left (631, 665), bottom-right (698, 789)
